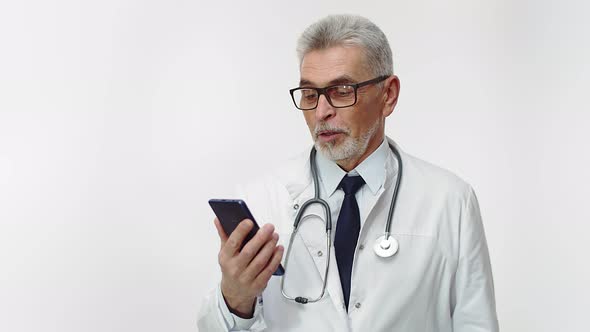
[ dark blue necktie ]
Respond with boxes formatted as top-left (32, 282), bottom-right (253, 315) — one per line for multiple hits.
top-left (334, 175), bottom-right (365, 310)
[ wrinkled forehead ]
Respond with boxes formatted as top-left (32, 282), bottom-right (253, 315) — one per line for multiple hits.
top-left (299, 45), bottom-right (371, 87)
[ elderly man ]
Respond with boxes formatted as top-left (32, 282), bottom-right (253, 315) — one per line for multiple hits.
top-left (198, 15), bottom-right (498, 331)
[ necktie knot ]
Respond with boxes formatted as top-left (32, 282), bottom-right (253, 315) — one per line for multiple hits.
top-left (339, 175), bottom-right (365, 196)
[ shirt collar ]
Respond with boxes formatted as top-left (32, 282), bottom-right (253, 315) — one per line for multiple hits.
top-left (315, 138), bottom-right (389, 197)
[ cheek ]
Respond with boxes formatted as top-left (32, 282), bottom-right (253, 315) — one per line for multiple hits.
top-left (347, 108), bottom-right (371, 133)
top-left (303, 113), bottom-right (316, 131)
top-left (350, 104), bottom-right (380, 135)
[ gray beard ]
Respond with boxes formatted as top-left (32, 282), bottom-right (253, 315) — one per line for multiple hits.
top-left (314, 120), bottom-right (379, 162)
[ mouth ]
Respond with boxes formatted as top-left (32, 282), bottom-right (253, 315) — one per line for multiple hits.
top-left (317, 130), bottom-right (344, 143)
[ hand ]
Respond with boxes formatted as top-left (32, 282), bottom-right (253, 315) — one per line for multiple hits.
top-left (214, 218), bottom-right (284, 318)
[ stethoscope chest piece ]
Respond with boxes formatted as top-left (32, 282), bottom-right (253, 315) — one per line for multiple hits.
top-left (374, 234), bottom-right (399, 258)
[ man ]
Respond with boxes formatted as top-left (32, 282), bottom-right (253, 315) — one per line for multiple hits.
top-left (198, 15), bottom-right (498, 331)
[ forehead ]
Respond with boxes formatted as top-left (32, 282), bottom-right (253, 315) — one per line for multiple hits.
top-left (299, 45), bottom-right (369, 86)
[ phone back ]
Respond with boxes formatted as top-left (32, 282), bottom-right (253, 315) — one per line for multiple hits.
top-left (208, 199), bottom-right (259, 248)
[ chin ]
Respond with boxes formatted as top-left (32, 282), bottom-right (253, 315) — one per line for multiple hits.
top-left (315, 137), bottom-right (361, 161)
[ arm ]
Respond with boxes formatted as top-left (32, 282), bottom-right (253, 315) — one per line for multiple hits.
top-left (197, 218), bottom-right (283, 331)
top-left (197, 283), bottom-right (265, 331)
top-left (451, 187), bottom-right (499, 332)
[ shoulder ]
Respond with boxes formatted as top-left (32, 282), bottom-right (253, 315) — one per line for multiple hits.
top-left (398, 148), bottom-right (475, 203)
top-left (393, 145), bottom-right (484, 256)
top-left (237, 148), bottom-right (311, 197)
top-left (233, 148), bottom-right (312, 228)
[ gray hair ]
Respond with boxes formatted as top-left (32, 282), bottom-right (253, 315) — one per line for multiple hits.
top-left (296, 15), bottom-right (394, 77)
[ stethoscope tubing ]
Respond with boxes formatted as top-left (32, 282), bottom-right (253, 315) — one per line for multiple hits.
top-left (281, 142), bottom-right (402, 304)
top-left (384, 143), bottom-right (402, 240)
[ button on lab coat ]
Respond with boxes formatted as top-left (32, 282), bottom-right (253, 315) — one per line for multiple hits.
top-left (198, 138), bottom-right (499, 331)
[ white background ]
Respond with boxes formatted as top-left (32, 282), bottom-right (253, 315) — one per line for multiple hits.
top-left (1, 1), bottom-right (589, 331)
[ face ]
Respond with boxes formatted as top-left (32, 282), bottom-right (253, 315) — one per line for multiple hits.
top-left (299, 45), bottom-right (399, 169)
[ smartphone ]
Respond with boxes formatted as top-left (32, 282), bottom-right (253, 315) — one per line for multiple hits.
top-left (208, 199), bottom-right (285, 276)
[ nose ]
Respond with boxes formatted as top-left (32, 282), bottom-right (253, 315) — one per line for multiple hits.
top-left (315, 94), bottom-right (336, 121)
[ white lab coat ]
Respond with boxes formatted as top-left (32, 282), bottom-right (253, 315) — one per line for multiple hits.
top-left (198, 138), bottom-right (499, 331)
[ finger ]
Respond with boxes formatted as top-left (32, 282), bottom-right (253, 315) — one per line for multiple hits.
top-left (221, 219), bottom-right (254, 257)
top-left (253, 245), bottom-right (284, 289)
top-left (214, 218), bottom-right (229, 247)
top-left (236, 224), bottom-right (274, 269)
top-left (241, 232), bottom-right (279, 282)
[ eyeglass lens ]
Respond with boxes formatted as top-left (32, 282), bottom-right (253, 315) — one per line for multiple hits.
top-left (292, 85), bottom-right (356, 110)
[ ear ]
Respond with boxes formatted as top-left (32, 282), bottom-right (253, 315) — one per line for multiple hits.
top-left (382, 75), bottom-right (400, 117)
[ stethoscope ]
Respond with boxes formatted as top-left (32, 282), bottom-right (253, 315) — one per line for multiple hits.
top-left (280, 142), bottom-right (403, 304)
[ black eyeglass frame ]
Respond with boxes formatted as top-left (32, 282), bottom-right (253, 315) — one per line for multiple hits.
top-left (289, 75), bottom-right (389, 111)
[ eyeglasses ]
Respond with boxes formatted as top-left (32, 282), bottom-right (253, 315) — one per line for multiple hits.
top-left (289, 75), bottom-right (389, 111)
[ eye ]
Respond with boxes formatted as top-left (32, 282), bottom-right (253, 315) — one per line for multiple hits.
top-left (330, 86), bottom-right (354, 98)
top-left (302, 89), bottom-right (318, 100)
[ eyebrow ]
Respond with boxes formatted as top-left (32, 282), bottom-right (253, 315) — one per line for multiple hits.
top-left (299, 75), bottom-right (357, 87)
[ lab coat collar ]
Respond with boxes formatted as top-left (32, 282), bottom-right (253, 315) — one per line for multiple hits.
top-left (279, 149), bottom-right (313, 204)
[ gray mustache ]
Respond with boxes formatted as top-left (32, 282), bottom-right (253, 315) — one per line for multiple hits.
top-left (313, 124), bottom-right (350, 137)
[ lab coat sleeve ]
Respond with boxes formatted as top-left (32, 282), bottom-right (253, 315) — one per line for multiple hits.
top-left (196, 284), bottom-right (267, 331)
top-left (451, 186), bottom-right (499, 332)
